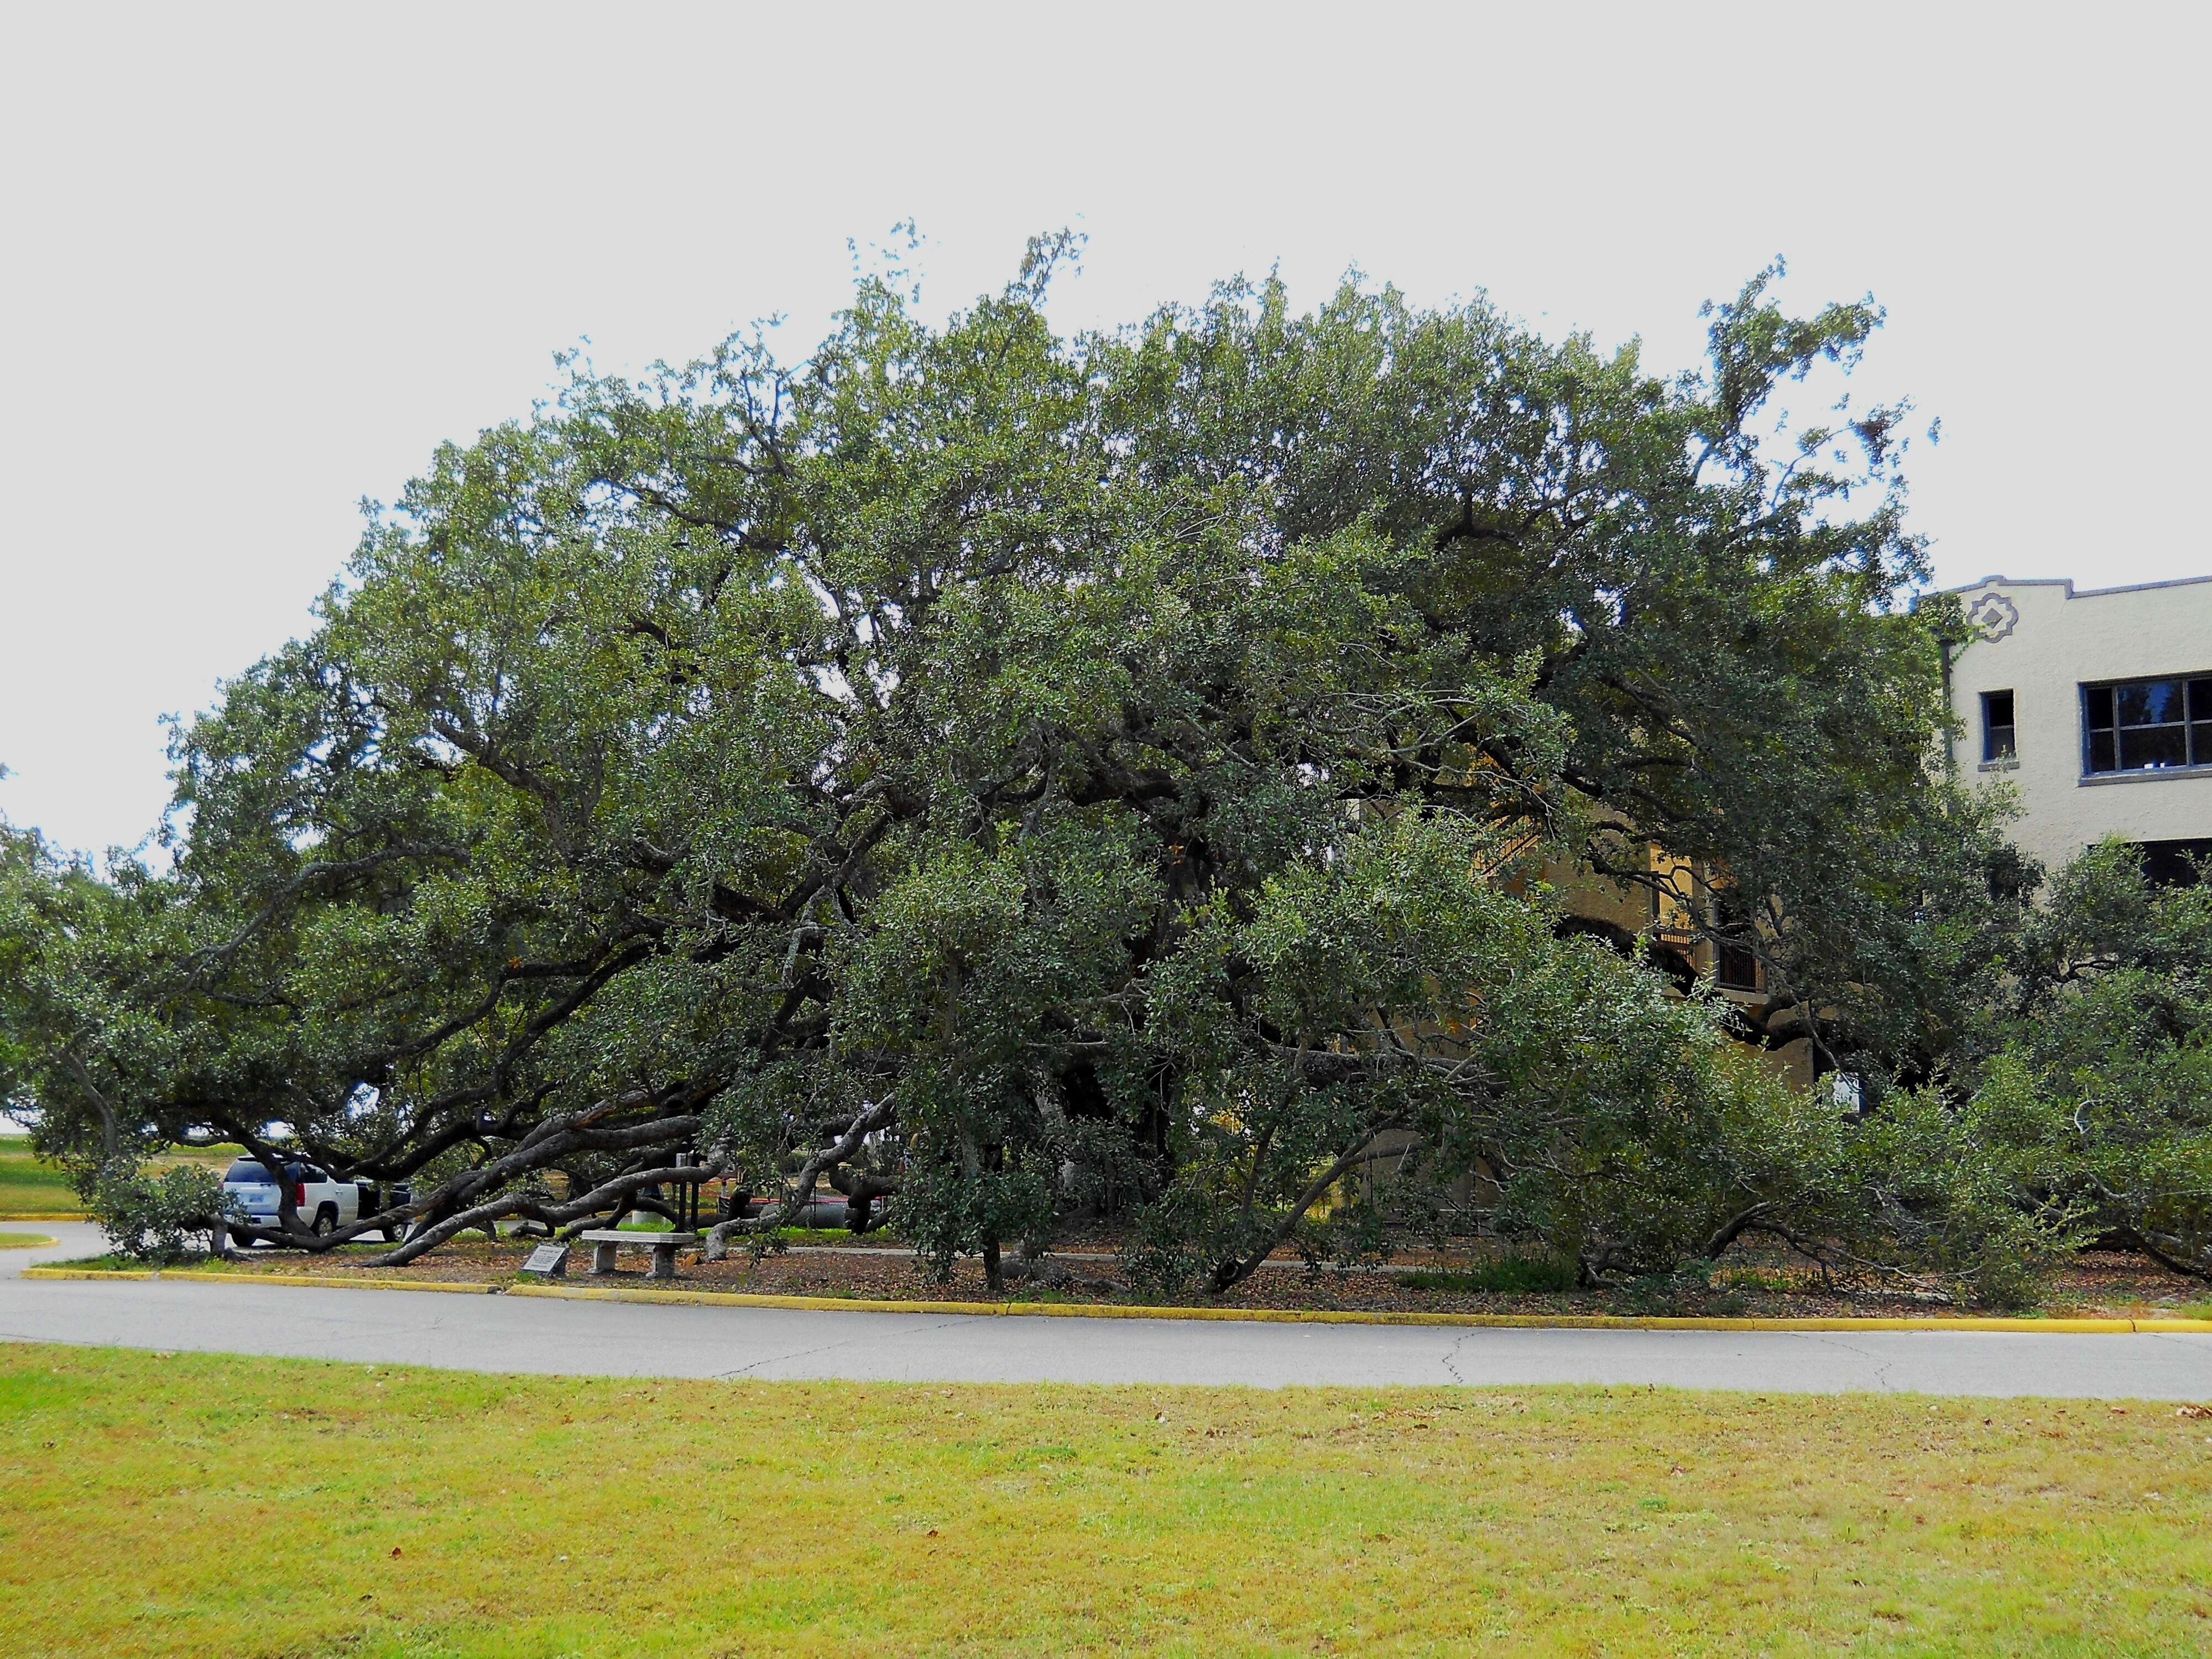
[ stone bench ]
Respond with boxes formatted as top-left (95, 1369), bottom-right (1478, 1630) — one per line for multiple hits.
top-left (577, 1229), bottom-right (700, 1281)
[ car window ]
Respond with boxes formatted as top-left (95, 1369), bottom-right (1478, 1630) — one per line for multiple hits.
top-left (224, 1159), bottom-right (280, 1183)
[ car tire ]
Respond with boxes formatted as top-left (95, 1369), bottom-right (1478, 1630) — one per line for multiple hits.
top-left (312, 1206), bottom-right (338, 1238)
top-left (230, 1229), bottom-right (255, 1250)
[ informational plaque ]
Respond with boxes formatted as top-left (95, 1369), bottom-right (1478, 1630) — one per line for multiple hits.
top-left (520, 1243), bottom-right (569, 1277)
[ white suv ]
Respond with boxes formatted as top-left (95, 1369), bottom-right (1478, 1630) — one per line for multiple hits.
top-left (222, 1158), bottom-right (365, 1245)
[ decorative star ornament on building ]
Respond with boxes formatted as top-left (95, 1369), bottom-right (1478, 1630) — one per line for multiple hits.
top-left (1965, 589), bottom-right (2019, 642)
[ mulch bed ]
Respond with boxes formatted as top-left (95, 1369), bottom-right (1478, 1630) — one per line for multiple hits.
top-left (173, 1235), bottom-right (2212, 1321)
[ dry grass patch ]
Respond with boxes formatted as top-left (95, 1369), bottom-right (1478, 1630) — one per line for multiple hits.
top-left (2, 1344), bottom-right (2209, 1656)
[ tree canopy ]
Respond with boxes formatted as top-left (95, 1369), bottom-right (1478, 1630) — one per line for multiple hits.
top-left (2, 241), bottom-right (2070, 1295)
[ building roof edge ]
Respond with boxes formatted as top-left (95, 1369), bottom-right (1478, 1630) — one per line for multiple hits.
top-left (1930, 572), bottom-right (2212, 601)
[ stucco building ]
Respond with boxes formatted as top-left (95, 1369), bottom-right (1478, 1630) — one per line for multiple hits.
top-left (1938, 573), bottom-right (2212, 880)
top-left (1517, 572), bottom-right (2210, 1105)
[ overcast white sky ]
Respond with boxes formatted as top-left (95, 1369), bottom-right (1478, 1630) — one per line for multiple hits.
top-left (2, 2), bottom-right (2206, 859)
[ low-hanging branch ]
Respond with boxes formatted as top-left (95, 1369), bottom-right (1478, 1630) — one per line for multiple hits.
top-left (371, 1154), bottom-right (721, 1267)
top-left (702, 1095), bottom-right (899, 1260)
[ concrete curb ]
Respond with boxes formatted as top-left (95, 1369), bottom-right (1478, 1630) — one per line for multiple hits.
top-left (1, 1213), bottom-right (89, 1223)
top-left (25, 1265), bottom-right (2212, 1333)
top-left (505, 1284), bottom-right (2212, 1332)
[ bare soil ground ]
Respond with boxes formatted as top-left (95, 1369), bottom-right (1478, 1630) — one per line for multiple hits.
top-left (155, 1230), bottom-right (2212, 1320)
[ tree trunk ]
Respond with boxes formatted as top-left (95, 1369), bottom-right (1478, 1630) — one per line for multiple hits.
top-left (700, 1097), bottom-right (896, 1260)
top-left (983, 1237), bottom-right (1003, 1293)
top-left (828, 1167), bottom-right (897, 1233)
top-left (61, 1053), bottom-right (121, 1166)
top-left (2122, 1226), bottom-right (2212, 1284)
top-left (1702, 1202), bottom-right (1775, 1261)
top-left (1206, 1129), bottom-right (1393, 1294)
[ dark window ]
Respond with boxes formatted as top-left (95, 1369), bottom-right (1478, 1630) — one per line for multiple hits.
top-left (1714, 941), bottom-right (1759, 989)
top-left (2138, 838), bottom-right (2212, 888)
top-left (1980, 690), bottom-right (2016, 761)
top-left (223, 1159), bottom-right (277, 1184)
top-left (2085, 685), bottom-right (2114, 771)
top-left (1707, 889), bottom-right (1760, 989)
top-left (2083, 676), bottom-right (2212, 774)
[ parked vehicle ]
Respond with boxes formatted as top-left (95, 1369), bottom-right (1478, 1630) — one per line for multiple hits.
top-left (221, 1159), bottom-right (399, 1245)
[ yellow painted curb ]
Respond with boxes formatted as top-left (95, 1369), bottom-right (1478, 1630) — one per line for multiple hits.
top-left (0, 1213), bottom-right (89, 1223)
top-left (27, 1265), bottom-right (2212, 1334)
top-left (22, 1267), bottom-right (499, 1295)
top-left (505, 1282), bottom-right (2212, 1334)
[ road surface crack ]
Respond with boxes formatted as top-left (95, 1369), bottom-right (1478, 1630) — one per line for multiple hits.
top-left (1804, 1331), bottom-right (1893, 1391)
top-left (714, 1316), bottom-right (971, 1380)
top-left (1440, 1328), bottom-right (1474, 1387)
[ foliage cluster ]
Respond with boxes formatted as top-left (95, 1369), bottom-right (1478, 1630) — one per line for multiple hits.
top-left (0, 242), bottom-right (2195, 1303)
top-left (1402, 1259), bottom-right (1578, 1295)
top-left (1947, 841), bottom-right (2212, 1284)
top-left (84, 1157), bottom-right (227, 1264)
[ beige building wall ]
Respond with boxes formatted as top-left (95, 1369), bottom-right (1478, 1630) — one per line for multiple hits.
top-left (1940, 575), bottom-right (2212, 875)
top-left (1544, 849), bottom-right (1818, 1091)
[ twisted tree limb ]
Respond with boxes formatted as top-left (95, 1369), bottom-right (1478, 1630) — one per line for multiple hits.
top-left (1204, 1124), bottom-right (1405, 1294)
top-left (345, 1102), bottom-right (703, 1264)
top-left (702, 1095), bottom-right (898, 1260)
top-left (368, 1157), bottom-right (719, 1266)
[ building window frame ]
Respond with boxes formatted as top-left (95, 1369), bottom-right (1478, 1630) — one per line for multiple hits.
top-left (1713, 940), bottom-right (1759, 991)
top-left (2081, 674), bottom-right (2212, 776)
top-left (2136, 838), bottom-right (2212, 888)
top-left (1702, 884), bottom-right (1761, 992)
top-left (1980, 688), bottom-right (2016, 763)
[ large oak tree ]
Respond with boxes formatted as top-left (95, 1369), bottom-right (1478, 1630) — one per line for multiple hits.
top-left (1, 241), bottom-right (2014, 1286)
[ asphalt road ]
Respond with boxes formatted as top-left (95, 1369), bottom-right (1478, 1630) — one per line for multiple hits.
top-left (4, 1228), bottom-right (2211, 1397)
top-left (0, 1222), bottom-right (107, 1279)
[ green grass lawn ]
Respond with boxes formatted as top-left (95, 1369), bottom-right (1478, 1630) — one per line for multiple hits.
top-left (0, 1142), bottom-right (78, 1217)
top-left (2, 1345), bottom-right (2208, 1656)
top-left (0, 1140), bottom-right (244, 1220)
top-left (0, 1232), bottom-right (56, 1249)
